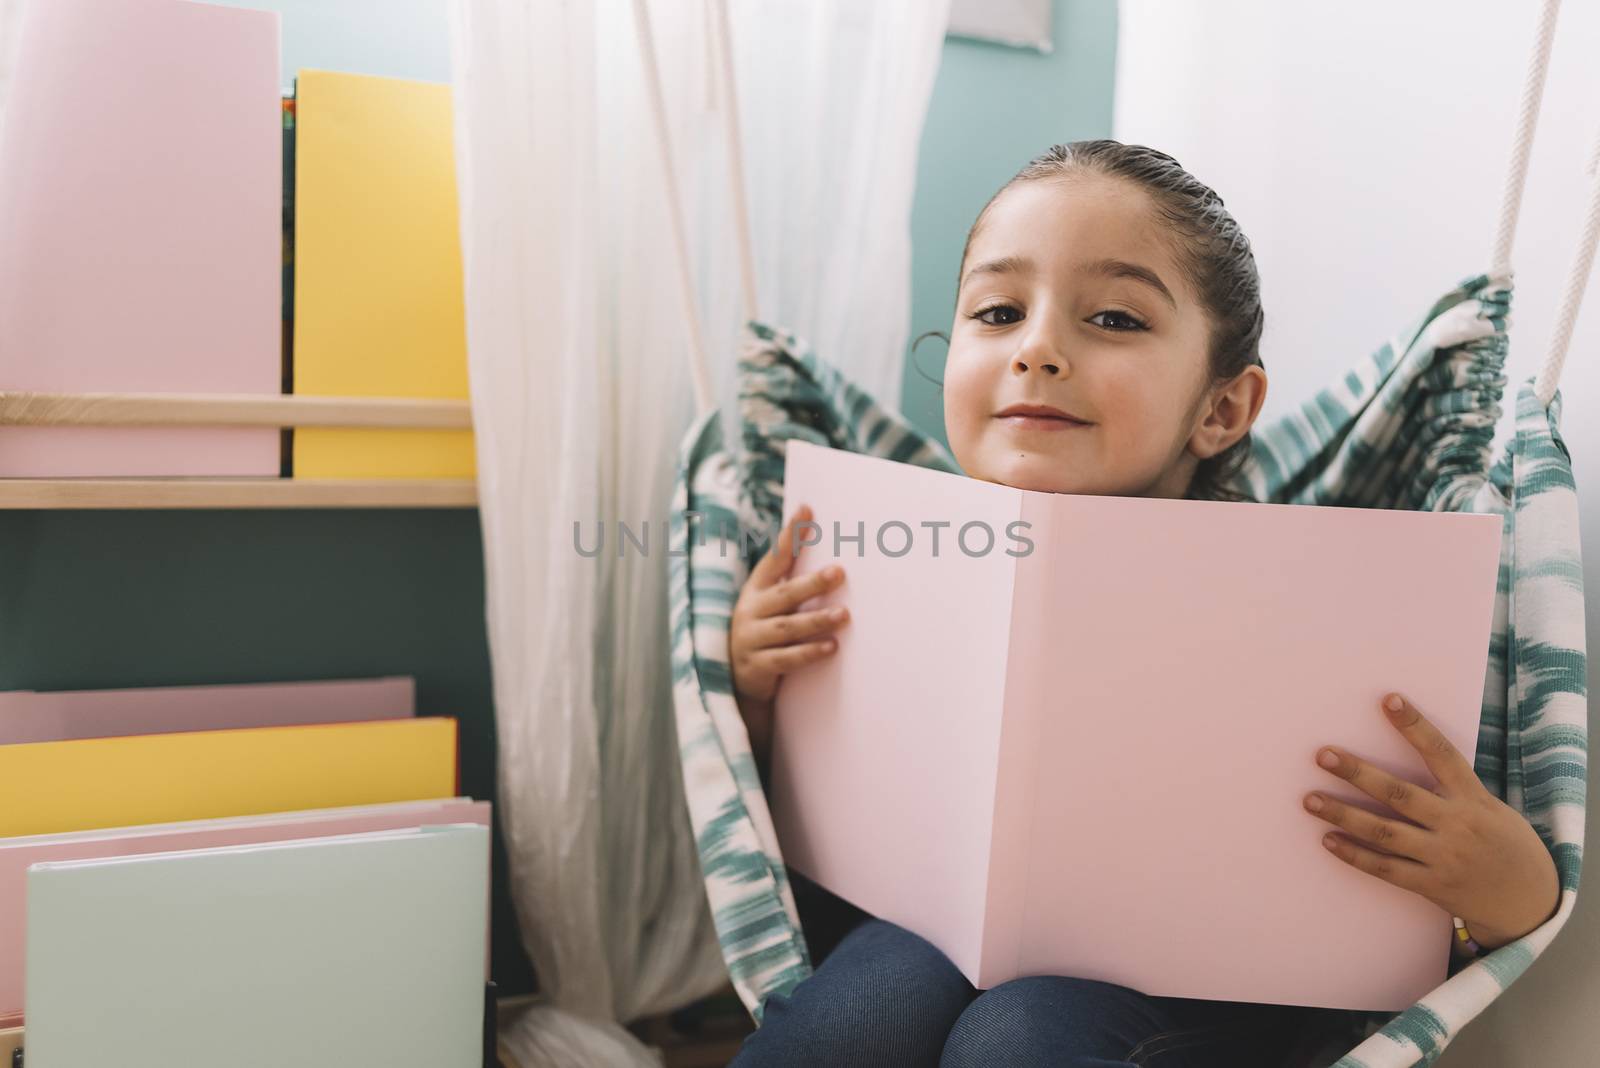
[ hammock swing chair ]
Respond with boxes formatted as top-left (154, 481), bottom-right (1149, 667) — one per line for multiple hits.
top-left (659, 2), bottom-right (1590, 1064)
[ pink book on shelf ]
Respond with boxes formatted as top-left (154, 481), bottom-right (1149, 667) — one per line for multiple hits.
top-left (0, 676), bottom-right (415, 745)
top-left (769, 440), bottom-right (1503, 1011)
top-left (0, 797), bottom-right (491, 1021)
top-left (0, 0), bottom-right (281, 477)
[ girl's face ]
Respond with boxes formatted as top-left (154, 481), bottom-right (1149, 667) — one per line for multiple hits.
top-left (944, 173), bottom-right (1254, 497)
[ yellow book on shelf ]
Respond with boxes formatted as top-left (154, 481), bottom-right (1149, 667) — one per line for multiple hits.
top-left (293, 69), bottom-right (474, 480)
top-left (0, 718), bottom-right (458, 838)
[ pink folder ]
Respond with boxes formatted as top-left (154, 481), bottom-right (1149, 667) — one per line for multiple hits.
top-left (0, 0), bottom-right (281, 477)
top-left (0, 798), bottom-right (490, 1021)
top-left (0, 676), bottom-right (415, 745)
top-left (770, 440), bottom-right (1503, 1010)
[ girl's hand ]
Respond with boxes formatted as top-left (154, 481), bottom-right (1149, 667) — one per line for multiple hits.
top-left (1303, 692), bottom-right (1561, 951)
top-left (729, 503), bottom-right (850, 765)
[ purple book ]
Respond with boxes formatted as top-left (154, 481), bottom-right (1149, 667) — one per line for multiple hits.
top-left (0, 676), bottom-right (415, 745)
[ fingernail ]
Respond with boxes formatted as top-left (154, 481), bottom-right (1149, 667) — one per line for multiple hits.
top-left (830, 607), bottom-right (848, 621)
top-left (1304, 794), bottom-right (1324, 813)
top-left (1317, 749), bottom-right (1339, 769)
top-left (1322, 834), bottom-right (1338, 850)
top-left (824, 565), bottom-right (843, 580)
top-left (1384, 694), bottom-right (1404, 714)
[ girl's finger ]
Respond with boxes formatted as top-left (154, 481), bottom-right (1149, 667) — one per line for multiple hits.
top-left (751, 606), bottom-right (850, 649)
top-left (1302, 791), bottom-right (1431, 864)
top-left (762, 561), bottom-right (846, 616)
top-left (1314, 746), bottom-right (1448, 830)
top-left (749, 504), bottom-right (813, 589)
top-left (749, 639), bottom-right (838, 675)
top-left (1320, 831), bottom-right (1430, 896)
top-left (1379, 693), bottom-right (1483, 798)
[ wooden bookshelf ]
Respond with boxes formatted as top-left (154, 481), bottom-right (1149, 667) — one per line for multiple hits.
top-left (0, 391), bottom-right (478, 509)
top-left (0, 478), bottom-right (477, 509)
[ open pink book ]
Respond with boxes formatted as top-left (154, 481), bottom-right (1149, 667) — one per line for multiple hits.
top-left (769, 440), bottom-right (1502, 1010)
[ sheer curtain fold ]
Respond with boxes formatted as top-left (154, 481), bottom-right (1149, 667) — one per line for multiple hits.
top-left (449, 1), bottom-right (949, 1063)
top-left (725, 0), bottom-right (951, 408)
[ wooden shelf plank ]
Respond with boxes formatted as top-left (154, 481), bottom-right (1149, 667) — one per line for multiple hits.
top-left (0, 479), bottom-right (478, 510)
top-left (0, 391), bottom-right (472, 429)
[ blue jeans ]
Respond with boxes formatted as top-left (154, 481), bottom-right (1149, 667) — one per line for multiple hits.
top-left (730, 874), bottom-right (1364, 1067)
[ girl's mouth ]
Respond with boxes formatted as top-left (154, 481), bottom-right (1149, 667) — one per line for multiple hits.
top-left (996, 414), bottom-right (1092, 432)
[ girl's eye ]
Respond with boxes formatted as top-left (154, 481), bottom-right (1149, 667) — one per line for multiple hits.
top-left (970, 303), bottom-right (1023, 326)
top-left (968, 305), bottom-right (1148, 331)
top-left (1088, 309), bottom-right (1149, 332)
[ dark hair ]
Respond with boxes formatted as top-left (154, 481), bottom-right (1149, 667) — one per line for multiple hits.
top-left (927, 139), bottom-right (1265, 503)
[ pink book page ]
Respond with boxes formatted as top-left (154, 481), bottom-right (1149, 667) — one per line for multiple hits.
top-left (996, 492), bottom-right (1501, 1009)
top-left (0, 0), bottom-right (281, 477)
top-left (768, 442), bottom-right (1502, 1010)
top-left (0, 798), bottom-right (490, 1020)
top-left (0, 676), bottom-right (416, 745)
top-left (770, 441), bottom-right (1023, 980)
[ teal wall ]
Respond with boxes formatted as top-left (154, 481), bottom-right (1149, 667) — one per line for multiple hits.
top-left (1, 0), bottom-right (1117, 1005)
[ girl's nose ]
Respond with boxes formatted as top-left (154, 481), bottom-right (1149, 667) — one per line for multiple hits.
top-left (1011, 316), bottom-right (1068, 376)
top-left (1012, 342), bottom-right (1065, 377)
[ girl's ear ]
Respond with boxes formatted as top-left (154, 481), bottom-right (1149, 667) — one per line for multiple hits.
top-left (1190, 365), bottom-right (1267, 459)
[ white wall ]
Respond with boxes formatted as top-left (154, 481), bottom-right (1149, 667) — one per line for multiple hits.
top-left (209, 0), bottom-right (451, 87)
top-left (1114, 2), bottom-right (1597, 1064)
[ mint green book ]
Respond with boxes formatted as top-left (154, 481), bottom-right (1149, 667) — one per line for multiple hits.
top-left (25, 824), bottom-right (489, 1067)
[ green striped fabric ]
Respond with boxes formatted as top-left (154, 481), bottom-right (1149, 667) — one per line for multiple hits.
top-left (668, 272), bottom-right (1586, 1065)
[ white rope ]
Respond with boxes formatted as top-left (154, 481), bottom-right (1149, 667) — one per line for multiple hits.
top-left (631, 0), bottom-right (717, 418)
top-left (1490, 0), bottom-right (1561, 281)
top-left (710, 0), bottom-right (760, 327)
top-left (1534, 121), bottom-right (1600, 408)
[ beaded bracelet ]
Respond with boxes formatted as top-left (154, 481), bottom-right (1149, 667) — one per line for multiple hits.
top-left (1452, 915), bottom-right (1483, 957)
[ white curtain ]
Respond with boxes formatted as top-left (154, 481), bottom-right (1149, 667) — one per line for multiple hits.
top-left (1114, 3), bottom-right (1600, 1064)
top-left (447, 1), bottom-right (949, 1064)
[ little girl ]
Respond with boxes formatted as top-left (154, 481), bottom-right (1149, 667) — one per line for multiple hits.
top-left (723, 141), bottom-right (1557, 1067)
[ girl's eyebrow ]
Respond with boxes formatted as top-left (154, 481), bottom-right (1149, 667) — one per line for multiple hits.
top-left (961, 255), bottom-right (1033, 289)
top-left (961, 254), bottom-right (1176, 311)
top-left (1078, 258), bottom-right (1177, 309)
